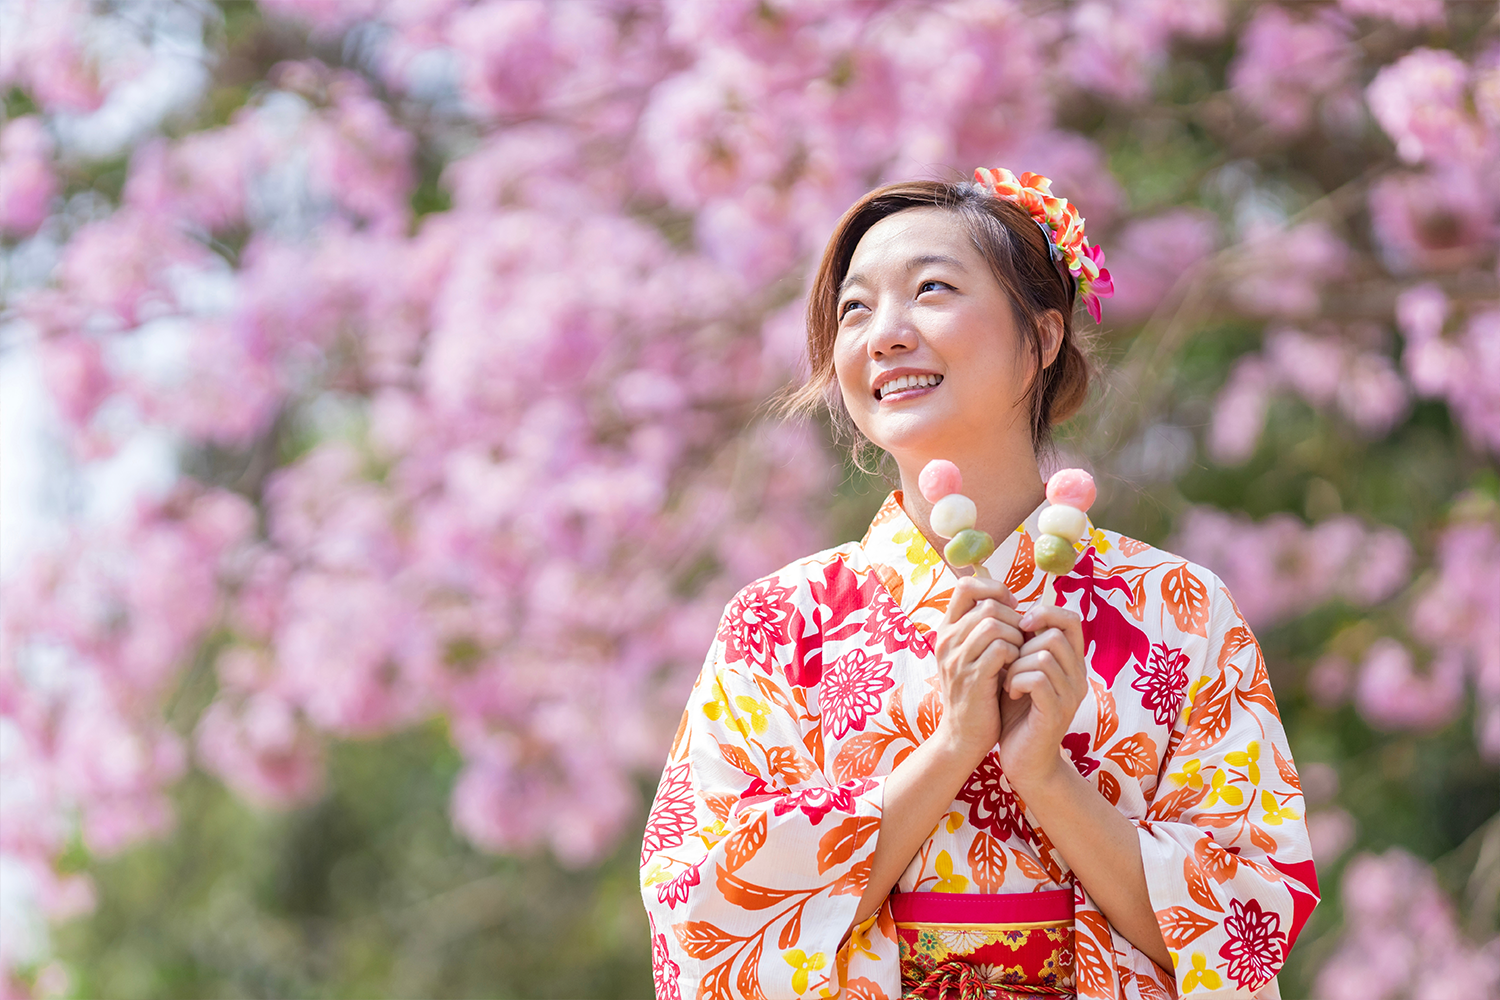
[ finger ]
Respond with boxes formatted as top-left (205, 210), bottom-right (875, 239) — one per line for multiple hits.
top-left (1007, 667), bottom-right (1062, 719)
top-left (958, 618), bottom-right (1021, 674)
top-left (974, 635), bottom-right (1019, 676)
top-left (943, 575), bottom-right (1019, 624)
top-left (963, 600), bottom-right (1025, 646)
top-left (1006, 649), bottom-right (1071, 704)
top-left (1017, 629), bottom-right (1084, 698)
top-left (1017, 603), bottom-right (1086, 661)
top-left (940, 600), bottom-right (1024, 655)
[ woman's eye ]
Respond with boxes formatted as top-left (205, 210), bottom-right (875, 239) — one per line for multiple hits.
top-left (839, 300), bottom-right (864, 320)
top-left (918, 279), bottom-right (950, 294)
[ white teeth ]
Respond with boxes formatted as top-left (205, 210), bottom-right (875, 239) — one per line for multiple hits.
top-left (877, 373), bottom-right (942, 398)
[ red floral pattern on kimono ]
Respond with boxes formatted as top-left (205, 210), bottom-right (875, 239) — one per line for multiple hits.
top-left (641, 492), bottom-right (1318, 999)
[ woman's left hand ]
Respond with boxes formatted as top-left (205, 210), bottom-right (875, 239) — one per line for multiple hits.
top-left (996, 602), bottom-right (1088, 794)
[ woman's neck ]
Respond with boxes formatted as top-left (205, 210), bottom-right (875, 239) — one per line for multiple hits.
top-left (895, 435), bottom-right (1047, 554)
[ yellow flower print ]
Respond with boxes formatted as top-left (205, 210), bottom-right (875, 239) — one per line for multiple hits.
top-left (641, 857), bottom-right (671, 888)
top-left (702, 674), bottom-right (733, 724)
top-left (1261, 788), bottom-right (1300, 826)
top-left (1085, 526), bottom-right (1111, 554)
top-left (1182, 951), bottom-right (1223, 992)
top-left (945, 811), bottom-right (965, 834)
top-left (733, 695), bottom-right (770, 735)
top-left (893, 527), bottom-right (942, 581)
top-left (697, 818), bottom-right (726, 850)
top-left (701, 674), bottom-right (769, 737)
top-left (1204, 768), bottom-right (1244, 807)
top-left (1169, 758), bottom-right (1204, 791)
top-left (846, 913), bottom-right (881, 962)
top-left (1225, 740), bottom-right (1261, 785)
top-left (1184, 675), bottom-right (1211, 712)
top-left (933, 850), bottom-right (969, 893)
top-left (783, 949), bottom-right (827, 995)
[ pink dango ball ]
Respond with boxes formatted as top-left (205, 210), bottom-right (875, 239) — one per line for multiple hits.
top-left (1045, 468), bottom-right (1096, 512)
top-left (919, 460), bottom-right (963, 503)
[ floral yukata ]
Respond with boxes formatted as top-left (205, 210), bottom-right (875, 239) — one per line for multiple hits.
top-left (641, 493), bottom-right (1318, 1000)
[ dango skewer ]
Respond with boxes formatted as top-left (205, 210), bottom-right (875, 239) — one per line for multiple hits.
top-left (1033, 468), bottom-right (1096, 609)
top-left (918, 460), bottom-right (995, 579)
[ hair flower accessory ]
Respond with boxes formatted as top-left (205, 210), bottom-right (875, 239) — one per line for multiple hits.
top-left (972, 166), bottom-right (1114, 323)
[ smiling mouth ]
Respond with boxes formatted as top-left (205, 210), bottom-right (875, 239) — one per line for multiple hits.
top-left (875, 373), bottom-right (943, 400)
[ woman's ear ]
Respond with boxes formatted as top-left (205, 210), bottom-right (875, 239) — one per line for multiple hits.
top-left (1038, 310), bottom-right (1065, 369)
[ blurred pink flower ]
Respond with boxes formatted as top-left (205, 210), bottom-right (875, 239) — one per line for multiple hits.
top-left (1230, 220), bottom-right (1349, 318)
top-left (1369, 164), bottom-right (1497, 273)
top-left (1399, 291), bottom-right (1500, 453)
top-left (0, 0), bottom-right (103, 112)
top-left (305, 72), bottom-right (417, 234)
top-left (1354, 639), bottom-right (1464, 731)
top-left (1099, 208), bottom-right (1218, 322)
top-left (1410, 519), bottom-right (1500, 757)
top-left (36, 331), bottom-right (112, 432)
top-left (1316, 849), bottom-right (1500, 1000)
top-left (0, 116), bottom-right (57, 236)
top-left (1208, 355), bottom-right (1272, 465)
top-left (1367, 47), bottom-right (1485, 165)
top-left (447, 1), bottom-right (616, 118)
top-left (195, 692), bottom-right (326, 808)
top-left (1308, 654), bottom-right (1355, 708)
top-left (1306, 808), bottom-right (1356, 865)
top-left (1172, 507), bottom-right (1411, 627)
top-left (1230, 6), bottom-right (1356, 134)
top-left (1339, 0), bottom-right (1445, 29)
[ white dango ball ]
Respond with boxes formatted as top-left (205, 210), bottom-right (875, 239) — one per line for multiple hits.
top-left (1038, 503), bottom-right (1088, 542)
top-left (930, 493), bottom-right (978, 538)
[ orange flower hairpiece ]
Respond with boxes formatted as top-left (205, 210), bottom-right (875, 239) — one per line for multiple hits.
top-left (973, 167), bottom-right (1114, 323)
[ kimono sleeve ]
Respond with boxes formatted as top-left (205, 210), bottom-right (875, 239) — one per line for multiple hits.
top-left (1134, 574), bottom-right (1320, 999)
top-left (641, 592), bottom-right (887, 1000)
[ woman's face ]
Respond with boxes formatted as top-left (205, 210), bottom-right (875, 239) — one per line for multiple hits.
top-left (833, 206), bottom-right (1038, 465)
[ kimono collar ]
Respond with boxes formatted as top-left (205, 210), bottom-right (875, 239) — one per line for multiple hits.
top-left (859, 490), bottom-right (1078, 635)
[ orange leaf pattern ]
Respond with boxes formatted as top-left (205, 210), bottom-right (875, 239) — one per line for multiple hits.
top-left (1161, 565), bottom-right (1211, 637)
top-left (641, 492), bottom-right (1316, 1000)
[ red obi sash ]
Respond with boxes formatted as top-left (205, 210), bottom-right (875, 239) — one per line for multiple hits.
top-left (892, 890), bottom-right (1076, 999)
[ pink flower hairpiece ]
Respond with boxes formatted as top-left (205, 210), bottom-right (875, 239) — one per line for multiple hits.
top-left (972, 167), bottom-right (1115, 323)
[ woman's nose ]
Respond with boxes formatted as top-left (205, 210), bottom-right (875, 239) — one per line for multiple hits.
top-left (866, 301), bottom-right (916, 359)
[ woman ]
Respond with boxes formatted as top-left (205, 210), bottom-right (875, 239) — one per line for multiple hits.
top-left (640, 170), bottom-right (1317, 1000)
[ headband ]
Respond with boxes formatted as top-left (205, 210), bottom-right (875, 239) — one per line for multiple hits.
top-left (972, 167), bottom-right (1114, 323)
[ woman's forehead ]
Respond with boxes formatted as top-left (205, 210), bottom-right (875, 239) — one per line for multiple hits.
top-left (846, 206), bottom-right (981, 278)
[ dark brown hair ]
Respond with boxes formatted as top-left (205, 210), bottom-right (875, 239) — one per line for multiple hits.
top-left (783, 179), bottom-right (1092, 454)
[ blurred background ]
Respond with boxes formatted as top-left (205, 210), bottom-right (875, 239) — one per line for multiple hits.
top-left (1, 1), bottom-right (1497, 997)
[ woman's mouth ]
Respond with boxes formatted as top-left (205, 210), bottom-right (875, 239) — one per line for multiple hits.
top-left (875, 373), bottom-right (943, 400)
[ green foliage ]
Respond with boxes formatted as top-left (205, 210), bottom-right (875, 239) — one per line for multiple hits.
top-left (54, 725), bottom-right (653, 1000)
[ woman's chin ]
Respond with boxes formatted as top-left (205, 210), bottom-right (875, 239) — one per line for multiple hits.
top-left (863, 411), bottom-right (969, 461)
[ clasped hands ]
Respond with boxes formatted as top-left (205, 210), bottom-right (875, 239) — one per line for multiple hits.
top-left (932, 576), bottom-right (1088, 797)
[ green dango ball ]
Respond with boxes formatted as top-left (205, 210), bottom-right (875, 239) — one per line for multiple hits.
top-left (944, 528), bottom-right (995, 567)
top-left (1033, 533), bottom-right (1078, 575)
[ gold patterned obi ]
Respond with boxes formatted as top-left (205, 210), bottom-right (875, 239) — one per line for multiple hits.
top-left (893, 889), bottom-right (1076, 1000)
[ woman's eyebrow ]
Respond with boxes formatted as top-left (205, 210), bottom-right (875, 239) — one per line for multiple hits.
top-left (840, 254), bottom-right (968, 297)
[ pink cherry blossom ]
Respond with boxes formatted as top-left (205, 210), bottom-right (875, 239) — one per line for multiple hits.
top-left (1338, 0), bottom-right (1445, 29)
top-left (0, 117), bottom-right (57, 236)
top-left (1103, 209), bottom-right (1218, 322)
top-left (1354, 639), bottom-right (1464, 731)
top-left (1208, 356), bottom-right (1272, 465)
top-left (1367, 48), bottom-right (1485, 165)
top-left (1172, 508), bottom-right (1411, 627)
top-left (1369, 164), bottom-right (1497, 274)
top-left (1316, 849), bottom-right (1500, 1000)
top-left (1230, 6), bottom-right (1356, 135)
top-left (1230, 221), bottom-right (1349, 318)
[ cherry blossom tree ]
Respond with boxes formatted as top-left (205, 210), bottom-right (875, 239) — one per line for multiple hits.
top-left (1, 0), bottom-right (1496, 995)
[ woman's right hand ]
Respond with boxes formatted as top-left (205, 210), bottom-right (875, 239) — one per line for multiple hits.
top-left (931, 575), bottom-right (1026, 766)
